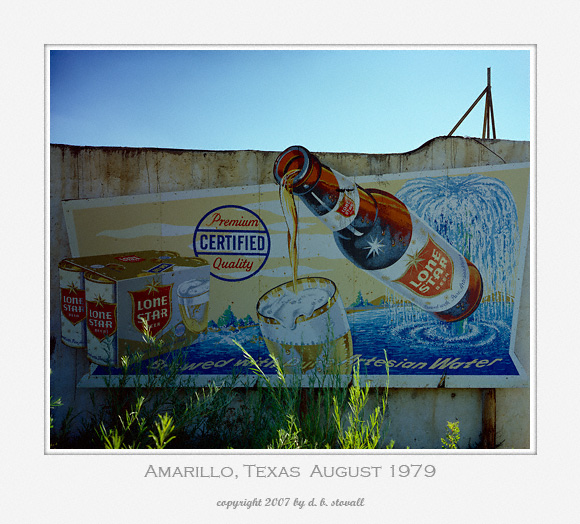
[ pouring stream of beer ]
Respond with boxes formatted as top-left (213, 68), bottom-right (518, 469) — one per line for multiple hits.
top-left (280, 169), bottom-right (301, 293)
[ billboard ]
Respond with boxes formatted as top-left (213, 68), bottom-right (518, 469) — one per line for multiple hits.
top-left (61, 151), bottom-right (530, 388)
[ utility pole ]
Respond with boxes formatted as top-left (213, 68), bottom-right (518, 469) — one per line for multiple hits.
top-left (448, 68), bottom-right (498, 448)
top-left (448, 67), bottom-right (496, 139)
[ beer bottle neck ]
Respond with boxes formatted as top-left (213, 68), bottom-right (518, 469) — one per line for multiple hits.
top-left (273, 145), bottom-right (320, 194)
top-left (274, 146), bottom-right (378, 234)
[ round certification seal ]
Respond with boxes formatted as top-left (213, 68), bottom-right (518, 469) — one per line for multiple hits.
top-left (193, 205), bottom-right (271, 282)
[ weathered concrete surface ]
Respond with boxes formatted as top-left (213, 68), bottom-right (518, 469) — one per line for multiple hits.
top-left (49, 136), bottom-right (531, 449)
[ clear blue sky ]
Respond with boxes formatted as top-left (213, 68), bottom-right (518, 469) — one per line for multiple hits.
top-left (49, 48), bottom-right (530, 154)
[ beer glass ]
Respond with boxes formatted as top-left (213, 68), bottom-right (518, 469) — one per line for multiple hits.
top-left (257, 277), bottom-right (353, 376)
top-left (177, 278), bottom-right (210, 335)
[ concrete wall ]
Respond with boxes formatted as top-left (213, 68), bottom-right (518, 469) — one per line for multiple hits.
top-left (49, 136), bottom-right (531, 449)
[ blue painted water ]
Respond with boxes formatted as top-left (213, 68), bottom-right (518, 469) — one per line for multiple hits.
top-left (93, 300), bottom-right (517, 378)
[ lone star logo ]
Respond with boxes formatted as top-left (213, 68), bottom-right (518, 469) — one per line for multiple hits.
top-left (67, 282), bottom-right (81, 295)
top-left (129, 281), bottom-right (173, 338)
top-left (144, 279), bottom-right (163, 294)
top-left (404, 250), bottom-right (424, 271)
top-left (395, 236), bottom-right (454, 298)
top-left (93, 294), bottom-right (108, 308)
top-left (364, 236), bottom-right (385, 258)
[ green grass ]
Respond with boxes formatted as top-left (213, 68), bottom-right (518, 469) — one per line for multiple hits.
top-left (51, 319), bottom-right (460, 449)
top-left (51, 340), bottom-right (397, 449)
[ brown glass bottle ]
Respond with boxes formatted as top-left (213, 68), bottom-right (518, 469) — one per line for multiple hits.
top-left (274, 145), bottom-right (483, 322)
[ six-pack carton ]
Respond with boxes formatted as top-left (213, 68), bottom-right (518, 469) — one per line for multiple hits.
top-left (59, 250), bottom-right (210, 367)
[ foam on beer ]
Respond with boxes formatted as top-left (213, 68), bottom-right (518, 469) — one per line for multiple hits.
top-left (177, 278), bottom-right (209, 298)
top-left (259, 285), bottom-right (333, 330)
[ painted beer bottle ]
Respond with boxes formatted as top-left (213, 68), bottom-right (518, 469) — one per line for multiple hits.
top-left (273, 145), bottom-right (483, 322)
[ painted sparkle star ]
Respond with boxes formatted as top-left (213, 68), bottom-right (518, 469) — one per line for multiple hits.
top-left (364, 236), bottom-right (385, 258)
top-left (93, 294), bottom-right (107, 308)
top-left (145, 279), bottom-right (162, 294)
top-left (67, 282), bottom-right (81, 294)
top-left (405, 250), bottom-right (424, 271)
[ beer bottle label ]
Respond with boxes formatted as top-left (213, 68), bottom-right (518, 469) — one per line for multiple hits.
top-left (317, 169), bottom-right (360, 232)
top-left (368, 212), bottom-right (470, 313)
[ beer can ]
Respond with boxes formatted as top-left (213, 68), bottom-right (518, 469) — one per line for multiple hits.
top-left (59, 260), bottom-right (86, 348)
top-left (85, 271), bottom-right (117, 366)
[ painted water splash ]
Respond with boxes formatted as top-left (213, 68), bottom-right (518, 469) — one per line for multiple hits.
top-left (396, 174), bottom-right (520, 323)
top-left (328, 172), bottom-right (522, 366)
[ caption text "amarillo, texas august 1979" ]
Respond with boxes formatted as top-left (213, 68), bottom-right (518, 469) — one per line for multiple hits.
top-left (144, 463), bottom-right (437, 479)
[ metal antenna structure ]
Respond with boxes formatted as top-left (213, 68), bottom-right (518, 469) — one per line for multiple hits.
top-left (448, 67), bottom-right (496, 139)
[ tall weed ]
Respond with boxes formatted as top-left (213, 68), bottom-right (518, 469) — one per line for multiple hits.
top-left (235, 342), bottom-right (392, 449)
